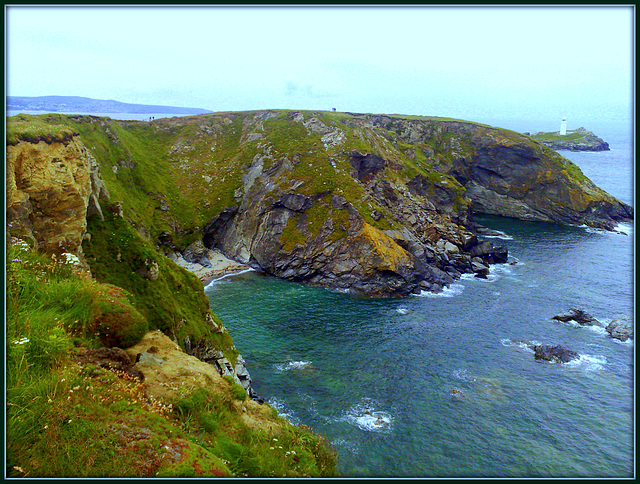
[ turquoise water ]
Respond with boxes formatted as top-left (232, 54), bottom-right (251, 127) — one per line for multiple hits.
top-left (205, 123), bottom-right (634, 478)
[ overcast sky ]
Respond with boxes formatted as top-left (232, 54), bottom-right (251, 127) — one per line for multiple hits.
top-left (5, 6), bottom-right (634, 126)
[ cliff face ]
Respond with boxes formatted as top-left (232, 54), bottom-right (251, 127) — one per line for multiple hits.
top-left (7, 137), bottom-right (109, 254)
top-left (6, 111), bottom-right (633, 300)
top-left (363, 115), bottom-right (631, 228)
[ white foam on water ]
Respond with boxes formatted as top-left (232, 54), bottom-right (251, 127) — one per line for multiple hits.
top-left (565, 354), bottom-right (607, 371)
top-left (415, 283), bottom-right (465, 298)
top-left (474, 274), bottom-right (499, 283)
top-left (500, 338), bottom-right (536, 352)
top-left (614, 222), bottom-right (633, 236)
top-left (396, 307), bottom-right (411, 315)
top-left (580, 223), bottom-right (632, 237)
top-left (342, 399), bottom-right (394, 433)
top-left (482, 230), bottom-right (513, 240)
top-left (205, 268), bottom-right (255, 287)
top-left (557, 319), bottom-right (611, 338)
top-left (490, 263), bottom-right (514, 276)
top-left (585, 324), bottom-right (608, 336)
top-left (610, 336), bottom-right (634, 347)
top-left (267, 397), bottom-right (300, 425)
top-left (275, 360), bottom-right (313, 372)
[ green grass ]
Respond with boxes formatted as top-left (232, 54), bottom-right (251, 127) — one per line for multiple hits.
top-left (6, 114), bottom-right (78, 145)
top-left (530, 130), bottom-right (589, 142)
top-left (82, 208), bottom-right (236, 361)
top-left (6, 237), bottom-right (338, 478)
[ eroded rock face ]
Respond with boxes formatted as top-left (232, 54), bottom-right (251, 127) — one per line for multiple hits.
top-left (362, 115), bottom-right (633, 231)
top-left (203, 144), bottom-right (507, 297)
top-left (7, 137), bottom-right (109, 254)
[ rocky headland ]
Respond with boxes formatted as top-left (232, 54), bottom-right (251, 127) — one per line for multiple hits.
top-left (5, 110), bottom-right (633, 477)
top-left (7, 111), bottom-right (632, 300)
top-left (527, 127), bottom-right (610, 152)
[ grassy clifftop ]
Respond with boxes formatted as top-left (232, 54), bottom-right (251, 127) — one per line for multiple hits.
top-left (6, 237), bottom-right (337, 478)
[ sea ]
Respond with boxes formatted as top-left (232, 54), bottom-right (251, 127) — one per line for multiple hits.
top-left (7, 109), bottom-right (635, 477)
top-left (5, 110), bottom-right (191, 121)
top-left (204, 118), bottom-right (635, 478)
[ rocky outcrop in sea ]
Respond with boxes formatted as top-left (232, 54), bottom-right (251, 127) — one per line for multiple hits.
top-left (551, 308), bottom-right (634, 342)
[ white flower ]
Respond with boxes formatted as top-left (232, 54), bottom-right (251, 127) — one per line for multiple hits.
top-left (13, 337), bottom-right (29, 345)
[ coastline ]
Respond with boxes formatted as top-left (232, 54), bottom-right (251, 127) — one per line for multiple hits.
top-left (171, 249), bottom-right (252, 286)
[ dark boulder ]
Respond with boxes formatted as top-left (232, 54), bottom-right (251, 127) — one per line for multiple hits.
top-left (531, 344), bottom-right (579, 363)
top-left (551, 308), bottom-right (599, 326)
top-left (469, 240), bottom-right (508, 264)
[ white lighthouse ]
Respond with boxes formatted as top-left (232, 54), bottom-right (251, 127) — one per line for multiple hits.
top-left (560, 118), bottom-right (567, 136)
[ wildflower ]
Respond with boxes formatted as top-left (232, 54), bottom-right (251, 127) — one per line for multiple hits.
top-left (11, 258), bottom-right (22, 263)
top-left (13, 337), bottom-right (29, 345)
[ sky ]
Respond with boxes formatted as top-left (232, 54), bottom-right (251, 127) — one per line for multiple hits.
top-left (5, 5), bottom-right (634, 126)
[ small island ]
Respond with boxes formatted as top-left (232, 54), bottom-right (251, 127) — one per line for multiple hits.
top-left (526, 127), bottom-right (610, 152)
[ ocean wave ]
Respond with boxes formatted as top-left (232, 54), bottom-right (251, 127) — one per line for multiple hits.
top-left (396, 307), bottom-right (411, 315)
top-left (610, 337), bottom-right (634, 347)
top-left (579, 223), bottom-right (633, 236)
top-left (585, 324), bottom-right (608, 336)
top-left (490, 263), bottom-right (515, 276)
top-left (415, 283), bottom-right (465, 298)
top-left (342, 399), bottom-right (393, 433)
top-left (275, 360), bottom-right (313, 372)
top-left (614, 222), bottom-right (633, 236)
top-left (500, 338), bottom-right (538, 352)
top-left (206, 268), bottom-right (256, 286)
top-left (565, 354), bottom-right (607, 371)
top-left (267, 397), bottom-right (300, 425)
top-left (459, 261), bottom-right (517, 284)
top-left (481, 230), bottom-right (513, 240)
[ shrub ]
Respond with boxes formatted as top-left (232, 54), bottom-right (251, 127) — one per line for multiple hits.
top-left (91, 286), bottom-right (148, 348)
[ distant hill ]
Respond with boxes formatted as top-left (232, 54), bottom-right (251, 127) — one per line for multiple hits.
top-left (7, 95), bottom-right (214, 115)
